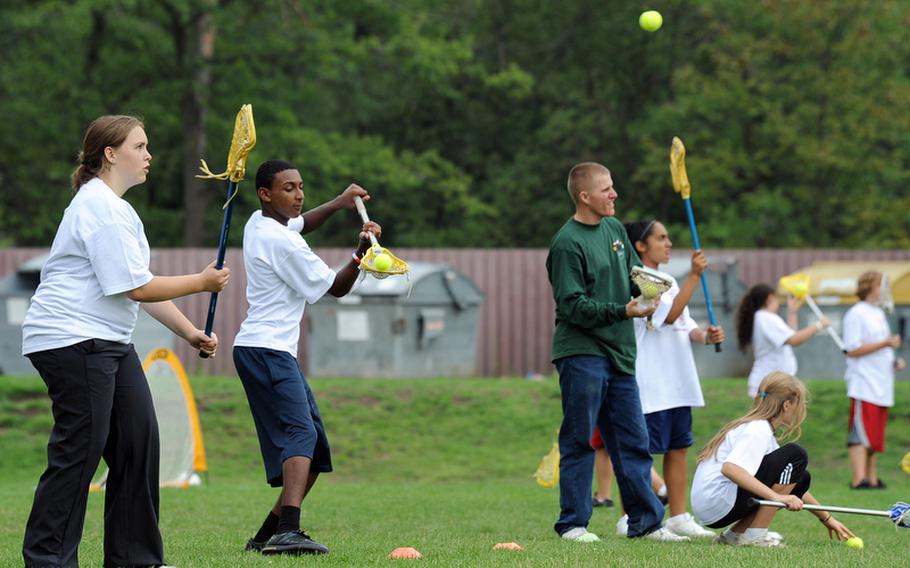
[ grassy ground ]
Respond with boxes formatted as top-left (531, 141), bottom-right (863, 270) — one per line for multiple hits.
top-left (1, 375), bottom-right (909, 567)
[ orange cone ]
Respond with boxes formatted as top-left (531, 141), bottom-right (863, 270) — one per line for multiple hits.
top-left (388, 547), bottom-right (423, 559)
top-left (493, 542), bottom-right (524, 550)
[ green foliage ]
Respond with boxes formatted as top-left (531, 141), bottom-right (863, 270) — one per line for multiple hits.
top-left (2, 0), bottom-right (909, 247)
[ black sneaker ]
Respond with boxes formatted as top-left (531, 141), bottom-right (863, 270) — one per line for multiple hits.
top-left (245, 537), bottom-right (266, 552)
top-left (870, 478), bottom-right (887, 490)
top-left (850, 479), bottom-right (871, 490)
top-left (592, 496), bottom-right (614, 508)
top-left (261, 530), bottom-right (329, 555)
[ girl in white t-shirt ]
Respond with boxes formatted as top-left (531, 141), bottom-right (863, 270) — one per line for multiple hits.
top-left (616, 220), bottom-right (724, 539)
top-left (843, 271), bottom-right (906, 489)
top-left (20, 116), bottom-right (230, 568)
top-left (735, 284), bottom-right (829, 397)
top-left (691, 372), bottom-right (854, 547)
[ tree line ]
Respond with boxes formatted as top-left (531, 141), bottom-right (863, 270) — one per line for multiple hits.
top-left (1, 0), bottom-right (908, 249)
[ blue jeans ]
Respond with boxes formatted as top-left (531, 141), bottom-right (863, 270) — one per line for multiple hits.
top-left (554, 355), bottom-right (664, 537)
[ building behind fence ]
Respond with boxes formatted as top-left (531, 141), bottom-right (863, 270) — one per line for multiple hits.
top-left (1, 248), bottom-right (909, 378)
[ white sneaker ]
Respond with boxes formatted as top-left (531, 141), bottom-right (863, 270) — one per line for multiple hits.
top-left (665, 513), bottom-right (715, 538)
top-left (736, 533), bottom-right (784, 547)
top-left (561, 527), bottom-right (601, 542)
top-left (767, 530), bottom-right (784, 542)
top-left (643, 527), bottom-right (691, 542)
top-left (616, 514), bottom-right (628, 536)
top-left (714, 529), bottom-right (739, 545)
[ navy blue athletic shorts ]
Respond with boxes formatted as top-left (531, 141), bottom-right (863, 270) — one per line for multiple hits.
top-left (233, 346), bottom-right (333, 486)
top-left (644, 406), bottom-right (694, 454)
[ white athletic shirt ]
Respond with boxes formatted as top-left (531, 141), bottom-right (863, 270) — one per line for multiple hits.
top-left (633, 275), bottom-right (704, 414)
top-left (843, 301), bottom-right (894, 407)
top-left (233, 211), bottom-right (335, 357)
top-left (22, 177), bottom-right (154, 355)
top-left (747, 310), bottom-right (796, 397)
top-left (691, 419), bottom-right (780, 525)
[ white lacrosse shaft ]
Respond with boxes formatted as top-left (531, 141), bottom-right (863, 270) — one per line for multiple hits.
top-left (750, 499), bottom-right (891, 518)
top-left (353, 196), bottom-right (380, 247)
top-left (802, 294), bottom-right (846, 352)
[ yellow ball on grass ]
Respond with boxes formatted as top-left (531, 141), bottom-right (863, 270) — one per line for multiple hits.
top-left (845, 536), bottom-right (864, 549)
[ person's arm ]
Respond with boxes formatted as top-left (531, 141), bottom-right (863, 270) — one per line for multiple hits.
top-left (690, 325), bottom-right (725, 346)
top-left (786, 318), bottom-right (829, 347)
top-left (301, 184), bottom-right (369, 235)
top-left (327, 222), bottom-right (381, 297)
top-left (127, 262), bottom-right (229, 303)
top-left (720, 462), bottom-right (803, 510)
top-left (548, 247), bottom-right (654, 329)
top-left (666, 250), bottom-right (707, 324)
top-left (802, 491), bottom-right (854, 541)
top-left (845, 335), bottom-right (901, 357)
top-left (141, 301), bottom-right (218, 356)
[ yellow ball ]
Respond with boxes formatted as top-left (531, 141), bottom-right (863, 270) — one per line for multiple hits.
top-left (845, 536), bottom-right (864, 549)
top-left (639, 10), bottom-right (663, 32)
top-left (373, 252), bottom-right (393, 271)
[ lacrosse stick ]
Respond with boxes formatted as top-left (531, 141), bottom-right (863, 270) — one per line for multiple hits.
top-left (880, 273), bottom-right (903, 342)
top-left (631, 266), bottom-right (674, 330)
top-left (534, 430), bottom-right (560, 488)
top-left (670, 137), bottom-right (721, 352)
top-left (195, 104), bottom-right (256, 358)
top-left (749, 498), bottom-right (910, 530)
top-left (353, 196), bottom-right (409, 279)
top-left (778, 273), bottom-right (846, 352)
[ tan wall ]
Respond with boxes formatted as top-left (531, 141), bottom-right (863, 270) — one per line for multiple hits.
top-left (3, 248), bottom-right (909, 377)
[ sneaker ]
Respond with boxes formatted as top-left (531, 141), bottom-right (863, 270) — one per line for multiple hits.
top-left (870, 478), bottom-right (887, 489)
top-left (850, 479), bottom-right (871, 489)
top-left (261, 530), bottom-right (330, 555)
top-left (714, 529), bottom-right (739, 545)
top-left (245, 537), bottom-right (266, 552)
top-left (665, 513), bottom-right (715, 539)
top-left (561, 527), bottom-right (601, 542)
top-left (643, 527), bottom-right (690, 542)
top-left (616, 514), bottom-right (628, 536)
top-left (767, 531), bottom-right (784, 542)
top-left (593, 496), bottom-right (615, 508)
top-left (736, 533), bottom-right (784, 547)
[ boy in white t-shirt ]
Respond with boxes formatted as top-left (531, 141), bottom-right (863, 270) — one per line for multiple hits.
top-left (691, 372), bottom-right (854, 547)
top-left (735, 284), bottom-right (829, 397)
top-left (843, 270), bottom-right (906, 489)
top-left (615, 220), bottom-right (724, 539)
top-left (233, 159), bottom-right (380, 556)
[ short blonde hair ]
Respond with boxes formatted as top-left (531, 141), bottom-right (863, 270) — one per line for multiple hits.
top-left (567, 162), bottom-right (610, 203)
top-left (856, 270), bottom-right (882, 300)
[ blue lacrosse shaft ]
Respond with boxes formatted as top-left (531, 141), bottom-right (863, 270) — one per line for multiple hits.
top-left (200, 180), bottom-right (237, 357)
top-left (683, 198), bottom-right (721, 353)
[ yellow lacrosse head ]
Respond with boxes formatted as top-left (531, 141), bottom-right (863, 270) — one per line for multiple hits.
top-left (670, 136), bottom-right (691, 200)
top-left (779, 273), bottom-right (810, 299)
top-left (197, 103), bottom-right (257, 183)
top-left (902, 451), bottom-right (910, 476)
top-left (359, 244), bottom-right (409, 280)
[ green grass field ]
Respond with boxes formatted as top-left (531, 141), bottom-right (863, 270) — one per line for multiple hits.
top-left (2, 375), bottom-right (909, 567)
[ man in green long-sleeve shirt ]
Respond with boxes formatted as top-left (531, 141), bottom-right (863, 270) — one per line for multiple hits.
top-left (547, 162), bottom-right (683, 543)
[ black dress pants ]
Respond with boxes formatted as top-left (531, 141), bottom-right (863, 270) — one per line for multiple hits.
top-left (24, 339), bottom-right (164, 568)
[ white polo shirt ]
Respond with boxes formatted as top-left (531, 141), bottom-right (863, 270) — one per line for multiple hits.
top-left (233, 211), bottom-right (336, 357)
top-left (633, 275), bottom-right (704, 414)
top-left (843, 301), bottom-right (894, 407)
top-left (691, 419), bottom-right (779, 525)
top-left (747, 310), bottom-right (797, 397)
top-left (22, 177), bottom-right (154, 355)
